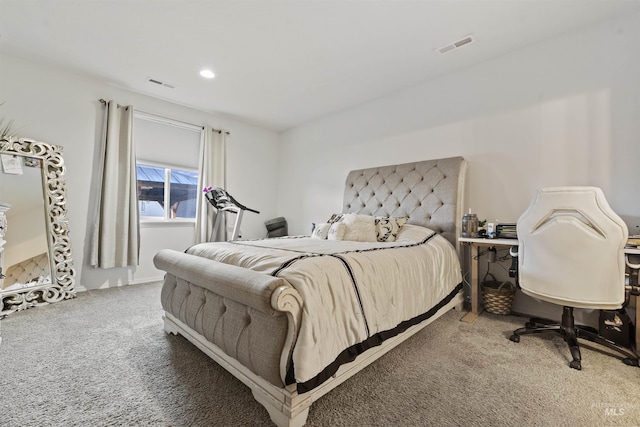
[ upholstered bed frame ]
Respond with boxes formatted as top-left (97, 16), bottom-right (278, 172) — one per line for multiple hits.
top-left (154, 156), bottom-right (467, 426)
top-left (2, 252), bottom-right (51, 287)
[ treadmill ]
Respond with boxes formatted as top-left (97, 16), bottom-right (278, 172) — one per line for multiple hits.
top-left (204, 187), bottom-right (259, 241)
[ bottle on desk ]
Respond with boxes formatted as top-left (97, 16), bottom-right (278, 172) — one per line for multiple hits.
top-left (462, 212), bottom-right (478, 238)
top-left (487, 222), bottom-right (495, 239)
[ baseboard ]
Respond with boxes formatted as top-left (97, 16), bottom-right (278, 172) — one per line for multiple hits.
top-left (128, 276), bottom-right (164, 286)
top-left (75, 277), bottom-right (164, 293)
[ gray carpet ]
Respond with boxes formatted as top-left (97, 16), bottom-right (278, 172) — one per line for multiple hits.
top-left (1, 282), bottom-right (639, 427)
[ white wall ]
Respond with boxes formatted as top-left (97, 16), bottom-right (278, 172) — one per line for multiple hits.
top-left (0, 53), bottom-right (281, 290)
top-left (278, 13), bottom-right (640, 319)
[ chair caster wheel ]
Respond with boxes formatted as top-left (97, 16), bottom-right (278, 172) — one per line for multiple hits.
top-left (509, 334), bottom-right (520, 343)
top-left (622, 358), bottom-right (639, 367)
top-left (569, 360), bottom-right (581, 370)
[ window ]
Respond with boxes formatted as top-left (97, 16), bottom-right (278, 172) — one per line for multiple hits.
top-left (137, 163), bottom-right (198, 220)
top-left (133, 111), bottom-right (202, 223)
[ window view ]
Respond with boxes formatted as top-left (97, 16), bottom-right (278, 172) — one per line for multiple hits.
top-left (137, 164), bottom-right (198, 220)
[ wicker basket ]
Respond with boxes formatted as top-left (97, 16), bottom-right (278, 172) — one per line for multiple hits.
top-left (481, 274), bottom-right (515, 315)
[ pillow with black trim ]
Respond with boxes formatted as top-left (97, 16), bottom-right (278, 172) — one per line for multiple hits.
top-left (311, 223), bottom-right (331, 240)
top-left (327, 213), bottom-right (344, 224)
top-left (375, 216), bottom-right (409, 242)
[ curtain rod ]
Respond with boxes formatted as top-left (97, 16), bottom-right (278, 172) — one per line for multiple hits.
top-left (99, 98), bottom-right (128, 111)
top-left (98, 98), bottom-right (230, 135)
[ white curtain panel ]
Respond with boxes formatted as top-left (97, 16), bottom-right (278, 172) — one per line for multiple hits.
top-left (195, 126), bottom-right (227, 243)
top-left (90, 100), bottom-right (139, 268)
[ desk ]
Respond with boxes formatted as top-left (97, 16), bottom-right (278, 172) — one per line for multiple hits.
top-left (459, 237), bottom-right (640, 347)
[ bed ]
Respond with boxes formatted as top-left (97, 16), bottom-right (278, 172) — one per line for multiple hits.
top-left (153, 156), bottom-right (467, 426)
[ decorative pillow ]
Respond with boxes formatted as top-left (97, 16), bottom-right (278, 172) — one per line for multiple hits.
top-left (311, 223), bottom-right (331, 240)
top-left (340, 213), bottom-right (377, 242)
top-left (328, 222), bottom-right (346, 241)
top-left (375, 216), bottom-right (409, 242)
top-left (327, 213), bottom-right (344, 224)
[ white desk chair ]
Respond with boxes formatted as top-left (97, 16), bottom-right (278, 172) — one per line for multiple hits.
top-left (509, 187), bottom-right (639, 370)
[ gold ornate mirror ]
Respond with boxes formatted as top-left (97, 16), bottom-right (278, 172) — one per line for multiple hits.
top-left (0, 137), bottom-right (76, 317)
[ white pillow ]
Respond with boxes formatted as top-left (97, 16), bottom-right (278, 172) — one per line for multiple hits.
top-left (328, 222), bottom-right (346, 241)
top-left (395, 224), bottom-right (434, 243)
top-left (340, 213), bottom-right (377, 242)
top-left (375, 216), bottom-right (408, 242)
top-left (311, 223), bottom-right (331, 239)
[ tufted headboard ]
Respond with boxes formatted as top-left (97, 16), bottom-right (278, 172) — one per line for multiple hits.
top-left (3, 252), bottom-right (51, 287)
top-left (342, 157), bottom-right (467, 247)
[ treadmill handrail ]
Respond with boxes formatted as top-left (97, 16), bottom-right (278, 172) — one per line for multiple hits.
top-left (205, 187), bottom-right (260, 214)
top-left (226, 193), bottom-right (260, 214)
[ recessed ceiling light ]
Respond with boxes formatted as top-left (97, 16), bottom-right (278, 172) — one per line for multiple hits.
top-left (199, 69), bottom-right (215, 79)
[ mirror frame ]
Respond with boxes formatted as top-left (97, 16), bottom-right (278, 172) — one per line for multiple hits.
top-left (0, 137), bottom-right (76, 317)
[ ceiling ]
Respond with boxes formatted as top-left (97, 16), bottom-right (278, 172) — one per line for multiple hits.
top-left (1, 0), bottom-right (639, 132)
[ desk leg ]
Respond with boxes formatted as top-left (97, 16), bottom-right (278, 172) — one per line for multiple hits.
top-left (636, 295), bottom-right (639, 352)
top-left (461, 243), bottom-right (482, 323)
top-left (625, 257), bottom-right (639, 351)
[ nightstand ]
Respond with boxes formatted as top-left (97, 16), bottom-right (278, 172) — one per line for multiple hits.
top-left (458, 237), bottom-right (518, 323)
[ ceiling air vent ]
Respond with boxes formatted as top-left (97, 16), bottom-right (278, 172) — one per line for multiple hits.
top-left (436, 34), bottom-right (476, 55)
top-left (146, 77), bottom-right (175, 89)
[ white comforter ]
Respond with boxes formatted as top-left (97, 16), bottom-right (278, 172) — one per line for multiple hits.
top-left (186, 224), bottom-right (462, 383)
